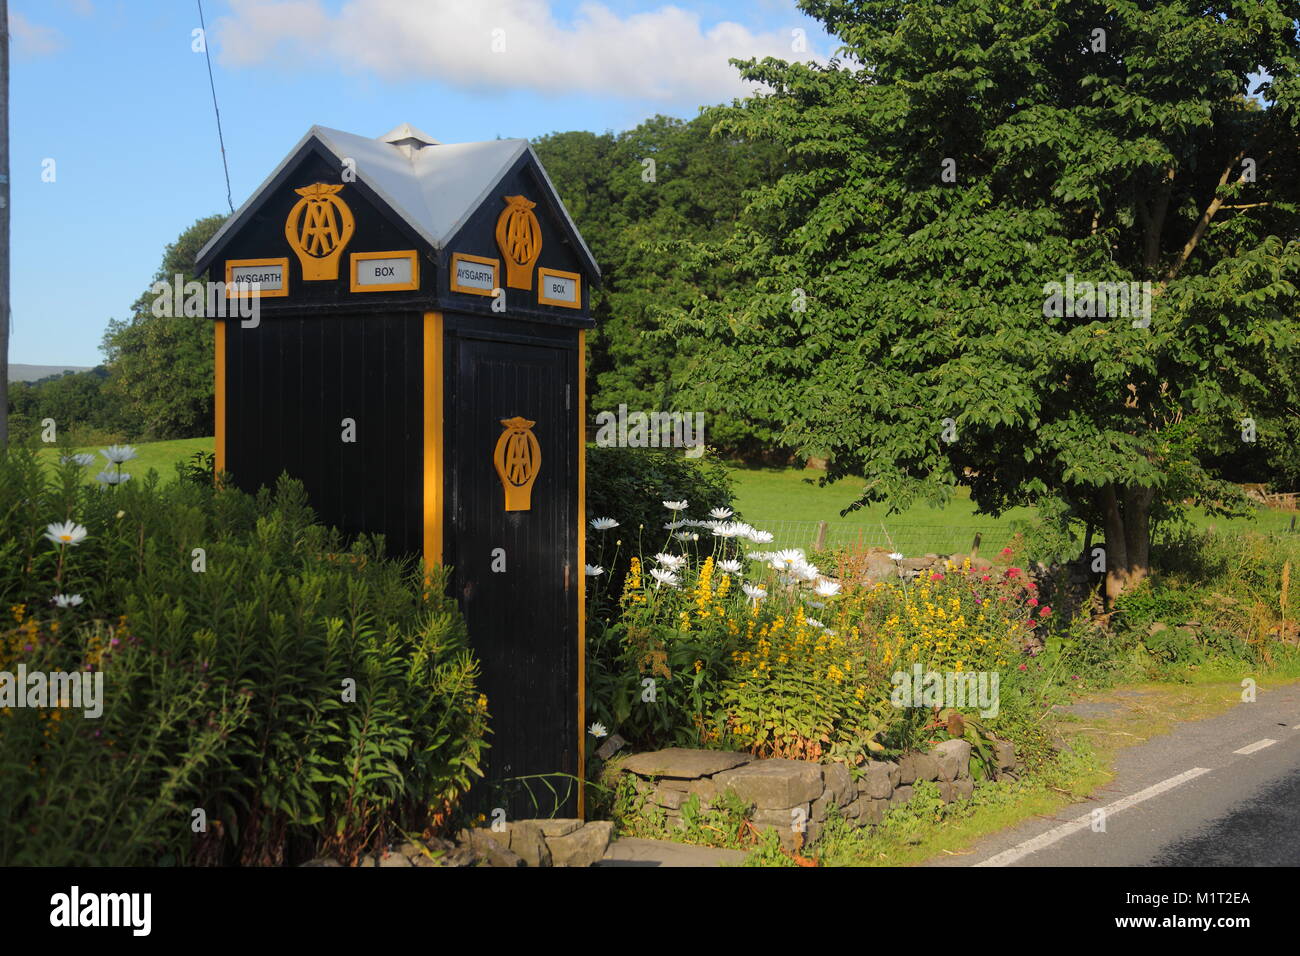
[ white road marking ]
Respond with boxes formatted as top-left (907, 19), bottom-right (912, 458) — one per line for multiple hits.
top-left (1233, 738), bottom-right (1278, 755)
top-left (974, 767), bottom-right (1213, 867)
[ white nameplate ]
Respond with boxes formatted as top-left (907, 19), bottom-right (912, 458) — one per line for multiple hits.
top-left (226, 258), bottom-right (288, 297)
top-left (451, 253), bottom-right (499, 295)
top-left (356, 256), bottom-right (413, 286)
top-left (537, 268), bottom-right (581, 308)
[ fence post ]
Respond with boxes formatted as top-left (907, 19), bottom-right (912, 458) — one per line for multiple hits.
top-left (970, 531), bottom-right (981, 559)
top-left (813, 520), bottom-right (828, 552)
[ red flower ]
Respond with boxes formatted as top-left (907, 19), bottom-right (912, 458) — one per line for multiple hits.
top-left (1018, 663), bottom-right (1028, 671)
top-left (1000, 547), bottom-right (1013, 557)
top-left (931, 572), bottom-right (945, 581)
top-left (1006, 567), bottom-right (1022, 578)
top-left (981, 574), bottom-right (991, 581)
top-left (1039, 606), bottom-right (1052, 617)
top-left (1027, 597), bottom-right (1038, 607)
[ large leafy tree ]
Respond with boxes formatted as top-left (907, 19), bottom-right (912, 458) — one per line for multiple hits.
top-left (673, 0), bottom-right (1300, 598)
top-left (534, 115), bottom-right (787, 456)
top-left (101, 214), bottom-right (227, 440)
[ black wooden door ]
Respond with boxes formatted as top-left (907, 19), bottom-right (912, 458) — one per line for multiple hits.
top-left (447, 331), bottom-right (578, 819)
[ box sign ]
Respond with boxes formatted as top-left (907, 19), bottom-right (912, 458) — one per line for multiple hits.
top-left (451, 253), bottom-right (500, 296)
top-left (537, 268), bottom-right (581, 309)
top-left (225, 258), bottom-right (289, 297)
top-left (351, 250), bottom-right (419, 292)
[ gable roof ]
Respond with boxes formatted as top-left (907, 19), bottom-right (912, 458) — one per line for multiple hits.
top-left (195, 124), bottom-right (600, 280)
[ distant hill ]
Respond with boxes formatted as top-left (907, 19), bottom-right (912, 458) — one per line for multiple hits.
top-left (9, 364), bottom-right (94, 383)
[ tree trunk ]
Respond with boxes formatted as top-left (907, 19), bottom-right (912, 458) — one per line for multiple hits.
top-left (1101, 483), bottom-right (1154, 604)
top-left (1102, 484), bottom-right (1129, 604)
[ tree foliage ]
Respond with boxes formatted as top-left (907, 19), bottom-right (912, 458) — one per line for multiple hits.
top-left (533, 115), bottom-right (787, 456)
top-left (671, 0), bottom-right (1300, 596)
top-left (100, 214), bottom-right (228, 440)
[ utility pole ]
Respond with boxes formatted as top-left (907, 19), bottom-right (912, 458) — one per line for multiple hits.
top-left (0, 0), bottom-right (9, 449)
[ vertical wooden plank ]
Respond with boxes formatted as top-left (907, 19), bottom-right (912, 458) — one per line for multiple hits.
top-left (423, 312), bottom-right (444, 573)
top-left (214, 320), bottom-right (226, 478)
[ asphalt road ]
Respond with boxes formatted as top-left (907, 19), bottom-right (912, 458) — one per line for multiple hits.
top-left (930, 681), bottom-right (1300, 866)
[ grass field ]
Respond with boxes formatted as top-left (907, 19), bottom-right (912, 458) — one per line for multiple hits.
top-left (34, 438), bottom-right (1297, 555)
top-left (37, 437), bottom-right (213, 486)
top-left (727, 463), bottom-right (1300, 554)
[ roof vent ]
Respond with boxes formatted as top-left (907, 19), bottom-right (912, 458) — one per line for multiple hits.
top-left (380, 123), bottom-right (441, 159)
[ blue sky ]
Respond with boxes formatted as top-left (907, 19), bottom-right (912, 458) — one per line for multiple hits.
top-left (8, 0), bottom-right (834, 365)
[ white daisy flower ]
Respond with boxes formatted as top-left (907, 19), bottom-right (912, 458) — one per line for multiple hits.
top-left (889, 552), bottom-right (904, 561)
top-left (99, 444), bottom-right (139, 465)
top-left (741, 583), bottom-right (767, 602)
top-left (588, 722), bottom-right (608, 738)
top-left (649, 568), bottom-right (680, 588)
top-left (60, 453), bottom-right (96, 468)
top-left (663, 520), bottom-right (686, 531)
top-left (585, 564), bottom-right (605, 577)
top-left (794, 562), bottom-right (822, 581)
top-left (663, 500), bottom-right (688, 511)
top-left (590, 517), bottom-right (619, 531)
top-left (675, 531), bottom-right (699, 542)
top-left (96, 470), bottom-right (131, 485)
top-left (717, 558), bottom-right (743, 574)
top-left (52, 594), bottom-right (84, 608)
top-left (709, 507), bottom-right (734, 520)
top-left (654, 552), bottom-right (687, 570)
top-left (814, 579), bottom-right (842, 598)
top-left (747, 529), bottom-right (775, 544)
top-left (712, 521), bottom-right (744, 539)
top-left (804, 616), bottom-right (825, 630)
top-left (748, 551), bottom-right (772, 563)
top-left (44, 521), bottom-right (88, 547)
top-left (771, 549), bottom-right (805, 571)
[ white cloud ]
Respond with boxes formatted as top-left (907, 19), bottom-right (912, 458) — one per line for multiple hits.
top-left (9, 12), bottom-right (64, 57)
top-left (213, 0), bottom-right (819, 102)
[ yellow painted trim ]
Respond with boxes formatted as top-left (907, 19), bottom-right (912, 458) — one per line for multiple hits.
top-left (224, 257), bottom-right (290, 298)
top-left (214, 321), bottom-right (227, 480)
top-left (423, 313), bottom-right (444, 578)
top-left (577, 329), bottom-right (587, 819)
top-left (537, 267), bottom-right (582, 309)
top-left (349, 249), bottom-right (420, 293)
top-left (449, 252), bottom-right (500, 297)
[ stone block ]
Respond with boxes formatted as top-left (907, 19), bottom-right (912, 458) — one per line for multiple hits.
top-left (822, 762), bottom-right (853, 806)
top-left (621, 748), bottom-right (752, 780)
top-left (951, 778), bottom-right (975, 802)
top-left (994, 739), bottom-right (1016, 771)
top-left (714, 758), bottom-right (823, 809)
top-left (507, 821), bottom-right (552, 867)
top-left (909, 753), bottom-right (940, 782)
top-left (534, 818), bottom-right (582, 838)
top-left (655, 786), bottom-right (685, 810)
top-left (859, 761), bottom-right (895, 800)
top-left (931, 739), bottom-right (971, 782)
top-left (860, 797), bottom-right (889, 825)
top-left (546, 821), bottom-right (613, 867)
top-left (889, 785), bottom-right (914, 808)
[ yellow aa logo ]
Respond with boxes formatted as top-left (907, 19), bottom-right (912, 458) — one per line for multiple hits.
top-left (495, 195), bottom-right (543, 290)
top-left (493, 416), bottom-right (541, 511)
top-left (285, 183), bottom-right (355, 280)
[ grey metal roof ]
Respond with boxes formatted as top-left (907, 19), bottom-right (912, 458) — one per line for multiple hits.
top-left (195, 124), bottom-right (600, 279)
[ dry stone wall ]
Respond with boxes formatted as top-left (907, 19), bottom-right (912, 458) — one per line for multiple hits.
top-left (620, 741), bottom-right (1017, 850)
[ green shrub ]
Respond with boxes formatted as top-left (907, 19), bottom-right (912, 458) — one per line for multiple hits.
top-left (0, 442), bottom-right (487, 865)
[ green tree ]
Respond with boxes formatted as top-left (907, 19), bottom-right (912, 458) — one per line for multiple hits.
top-left (672, 0), bottom-right (1300, 599)
top-left (534, 114), bottom-right (787, 457)
top-left (101, 214), bottom-right (227, 440)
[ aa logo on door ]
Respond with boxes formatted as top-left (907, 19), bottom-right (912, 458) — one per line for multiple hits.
top-left (493, 416), bottom-right (541, 511)
top-left (286, 183), bottom-right (355, 280)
